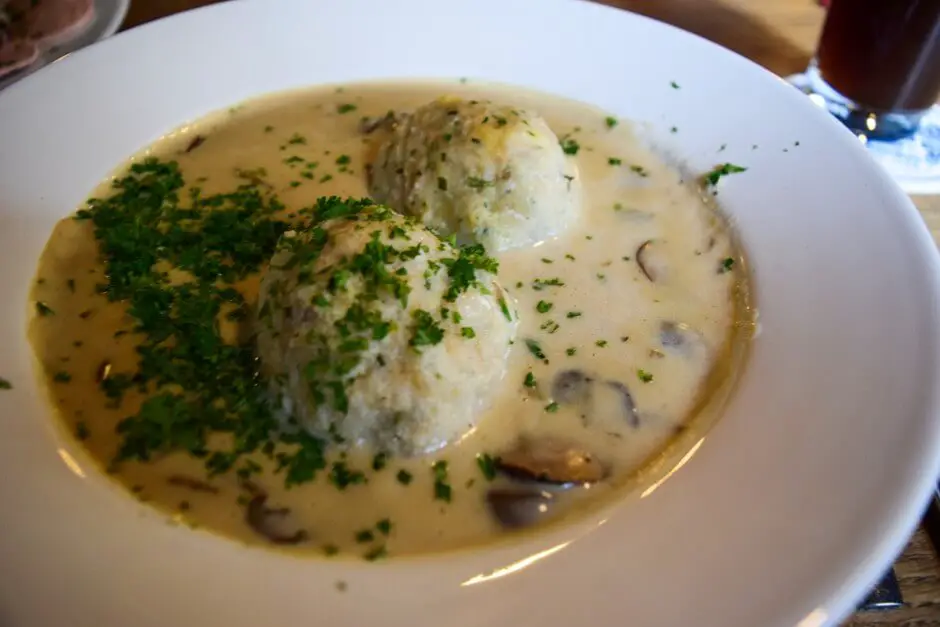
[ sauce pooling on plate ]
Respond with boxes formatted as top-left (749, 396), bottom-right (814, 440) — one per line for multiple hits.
top-left (29, 81), bottom-right (751, 559)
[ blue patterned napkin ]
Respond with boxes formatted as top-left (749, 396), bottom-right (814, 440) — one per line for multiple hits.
top-left (788, 72), bottom-right (940, 195)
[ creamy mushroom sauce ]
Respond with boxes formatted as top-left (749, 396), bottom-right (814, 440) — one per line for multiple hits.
top-left (29, 81), bottom-right (751, 559)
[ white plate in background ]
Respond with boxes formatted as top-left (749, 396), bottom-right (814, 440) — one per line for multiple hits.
top-left (0, 0), bottom-right (129, 91)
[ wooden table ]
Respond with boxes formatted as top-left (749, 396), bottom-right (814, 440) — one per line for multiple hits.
top-left (121, 1), bottom-right (940, 624)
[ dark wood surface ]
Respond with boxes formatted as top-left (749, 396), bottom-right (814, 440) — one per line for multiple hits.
top-left (119, 1), bottom-right (940, 624)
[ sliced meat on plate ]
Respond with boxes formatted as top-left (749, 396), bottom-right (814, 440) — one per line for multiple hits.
top-left (0, 37), bottom-right (38, 79)
top-left (8, 0), bottom-right (95, 50)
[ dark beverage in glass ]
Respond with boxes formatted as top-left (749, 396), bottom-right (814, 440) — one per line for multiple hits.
top-left (806, 0), bottom-right (940, 140)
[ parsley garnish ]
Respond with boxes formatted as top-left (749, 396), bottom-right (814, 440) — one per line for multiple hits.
top-left (329, 461), bottom-right (366, 490)
top-left (376, 518), bottom-right (392, 536)
top-left (525, 338), bottom-right (546, 360)
top-left (566, 347), bottom-right (577, 356)
top-left (536, 300), bottom-right (553, 313)
top-left (702, 163), bottom-right (747, 186)
top-left (524, 372), bottom-right (537, 388)
top-left (595, 340), bottom-right (608, 348)
top-left (608, 157), bottom-right (622, 166)
top-left (532, 278), bottom-right (564, 291)
top-left (476, 453), bottom-right (497, 480)
top-left (638, 369), bottom-right (654, 383)
top-left (605, 116), bottom-right (618, 129)
top-left (372, 452), bottom-right (388, 471)
top-left (544, 402), bottom-right (559, 413)
top-left (460, 327), bottom-right (476, 339)
top-left (498, 297), bottom-right (512, 321)
top-left (432, 460), bottom-right (452, 502)
top-left (720, 257), bottom-right (735, 273)
top-left (337, 103), bottom-right (357, 114)
top-left (410, 309), bottom-right (444, 349)
top-left (630, 165), bottom-right (649, 177)
top-left (566, 311), bottom-right (581, 319)
top-left (35, 302), bottom-right (54, 316)
top-left (560, 137), bottom-right (580, 155)
top-left (396, 469), bottom-right (413, 485)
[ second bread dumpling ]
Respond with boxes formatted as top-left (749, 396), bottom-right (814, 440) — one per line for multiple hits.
top-left (369, 97), bottom-right (582, 252)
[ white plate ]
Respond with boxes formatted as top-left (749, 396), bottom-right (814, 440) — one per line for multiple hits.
top-left (1, 1), bottom-right (939, 626)
top-left (0, 0), bottom-right (130, 91)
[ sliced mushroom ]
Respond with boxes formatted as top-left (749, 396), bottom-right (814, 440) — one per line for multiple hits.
top-left (167, 474), bottom-right (220, 494)
top-left (486, 488), bottom-right (555, 530)
top-left (359, 110), bottom-right (398, 134)
top-left (552, 369), bottom-right (593, 405)
top-left (184, 135), bottom-right (206, 153)
top-left (659, 321), bottom-right (709, 360)
top-left (604, 380), bottom-right (640, 428)
top-left (245, 493), bottom-right (309, 545)
top-left (496, 437), bottom-right (605, 486)
top-left (636, 239), bottom-right (668, 282)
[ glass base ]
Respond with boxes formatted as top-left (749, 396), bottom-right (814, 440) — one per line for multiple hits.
top-left (804, 63), bottom-right (928, 142)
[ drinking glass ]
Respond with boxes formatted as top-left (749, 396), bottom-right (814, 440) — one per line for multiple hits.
top-left (804, 0), bottom-right (940, 141)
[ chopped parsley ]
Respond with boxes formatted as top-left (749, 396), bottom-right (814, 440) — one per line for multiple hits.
top-left (364, 545), bottom-right (387, 561)
top-left (630, 165), bottom-right (649, 177)
top-left (638, 369), bottom-right (654, 383)
top-left (329, 461), bottom-right (366, 490)
top-left (498, 297), bottom-right (512, 321)
top-left (355, 529), bottom-right (375, 543)
top-left (476, 453), bottom-right (498, 480)
top-left (566, 311), bottom-right (582, 319)
top-left (560, 136), bottom-right (580, 155)
top-left (532, 277), bottom-right (564, 291)
top-left (608, 157), bottom-right (622, 166)
top-left (595, 340), bottom-right (608, 348)
top-left (437, 177), bottom-right (448, 191)
top-left (544, 401), bottom-right (559, 413)
top-left (396, 469), bottom-right (413, 485)
top-left (702, 163), bottom-right (747, 186)
top-left (337, 103), bottom-right (357, 114)
top-left (35, 302), bottom-right (54, 316)
top-left (524, 372), bottom-right (537, 388)
top-left (410, 309), bottom-right (444, 349)
top-left (287, 133), bottom-right (307, 145)
top-left (536, 300), bottom-right (553, 314)
top-left (376, 518), bottom-right (392, 536)
top-left (335, 154), bottom-right (351, 166)
top-left (525, 338), bottom-right (546, 361)
top-left (372, 452), bottom-right (388, 471)
top-left (432, 460), bottom-right (452, 502)
top-left (670, 81), bottom-right (680, 89)
top-left (720, 257), bottom-right (735, 273)
top-left (605, 116), bottom-right (618, 129)
top-left (460, 327), bottom-right (476, 339)
top-left (566, 347), bottom-right (577, 356)
top-left (0, 377), bottom-right (11, 390)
